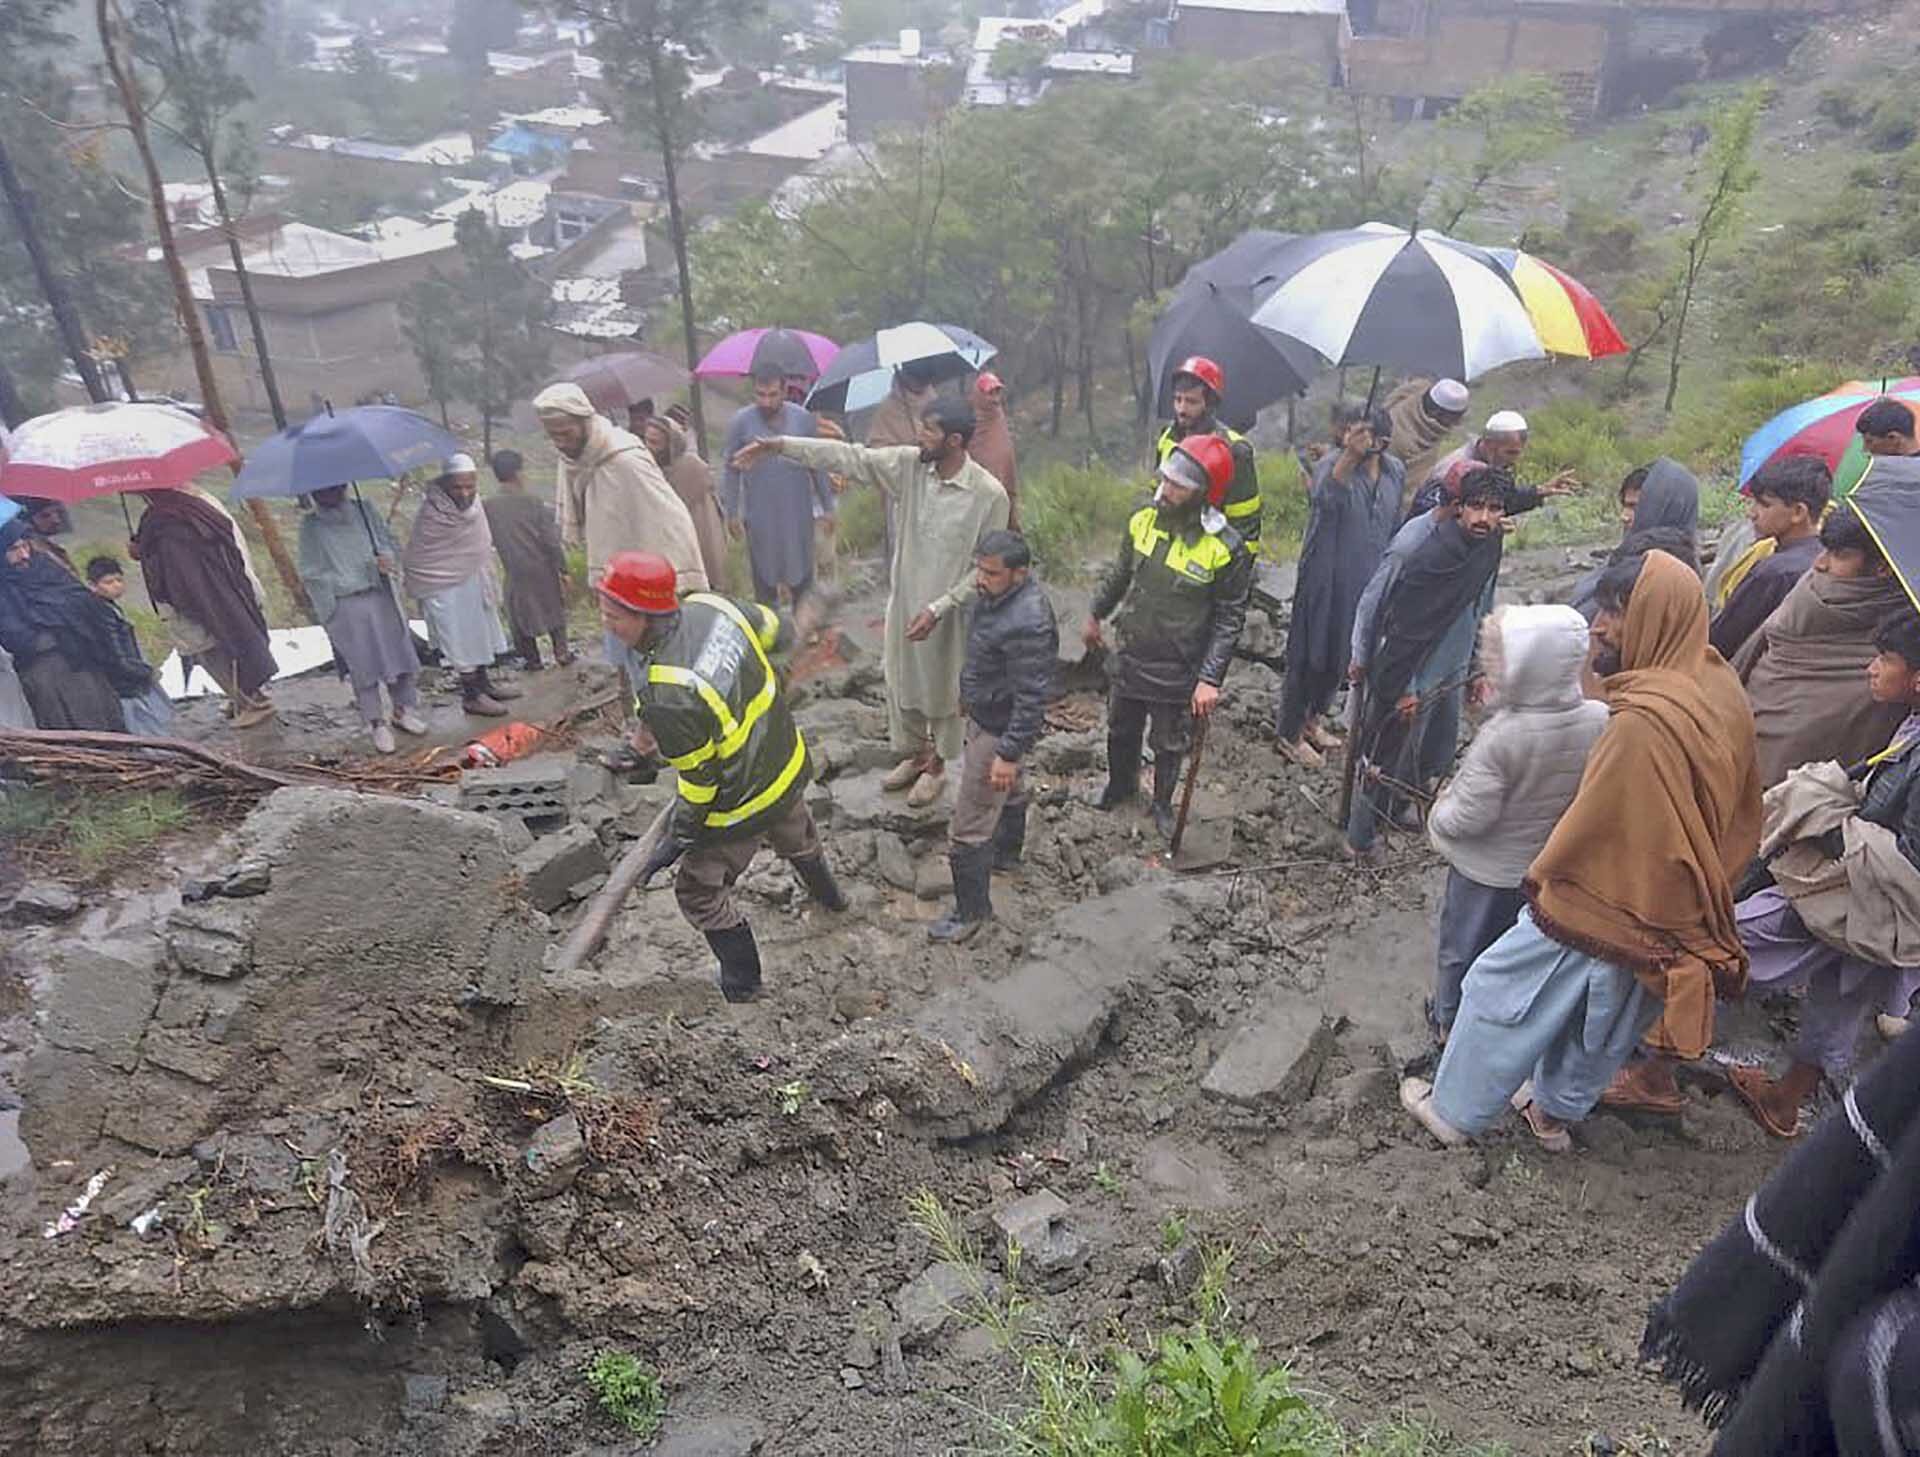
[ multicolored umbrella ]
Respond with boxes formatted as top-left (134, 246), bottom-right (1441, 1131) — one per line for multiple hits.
top-left (804, 322), bottom-right (996, 414)
top-left (1486, 248), bottom-right (1627, 360)
top-left (1847, 453), bottom-right (1920, 615)
top-left (0, 401), bottom-right (235, 502)
top-left (1249, 223), bottom-right (1543, 383)
top-left (1738, 377), bottom-right (1920, 492)
top-left (693, 327), bottom-right (839, 381)
top-left (554, 350), bottom-right (689, 414)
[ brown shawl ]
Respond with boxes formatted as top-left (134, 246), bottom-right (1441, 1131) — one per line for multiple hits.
top-left (970, 380), bottom-right (1019, 526)
top-left (1732, 568), bottom-right (1909, 788)
top-left (655, 420), bottom-right (730, 592)
top-left (1525, 551), bottom-right (1763, 1059)
top-left (130, 488), bottom-right (275, 689)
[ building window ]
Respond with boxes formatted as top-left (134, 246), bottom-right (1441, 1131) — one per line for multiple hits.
top-left (205, 305), bottom-right (239, 353)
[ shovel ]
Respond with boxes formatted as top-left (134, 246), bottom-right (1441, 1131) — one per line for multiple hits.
top-left (1169, 718), bottom-right (1233, 871)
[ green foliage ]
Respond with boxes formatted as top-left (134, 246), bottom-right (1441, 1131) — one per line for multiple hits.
top-left (1015, 462), bottom-right (1143, 580)
top-left (1103, 1328), bottom-right (1310, 1454)
top-left (1431, 74), bottom-right (1570, 234)
top-left (584, 1350), bottom-right (665, 1437)
top-left (0, 787), bottom-right (192, 873)
top-left (1816, 69), bottom-right (1917, 151)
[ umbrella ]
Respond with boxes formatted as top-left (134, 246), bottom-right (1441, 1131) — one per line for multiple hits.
top-left (1184, 229), bottom-right (1298, 291)
top-left (1249, 223), bottom-right (1544, 384)
top-left (554, 351), bottom-right (690, 415)
top-left (1486, 248), bottom-right (1627, 360)
top-left (0, 401), bottom-right (235, 503)
top-left (694, 327), bottom-right (839, 380)
top-left (1738, 377), bottom-right (1920, 493)
top-left (1847, 453), bottom-right (1920, 615)
top-left (232, 405), bottom-right (462, 501)
top-left (0, 496), bottom-right (18, 531)
top-left (804, 321), bottom-right (996, 414)
top-left (1147, 278), bottom-right (1317, 431)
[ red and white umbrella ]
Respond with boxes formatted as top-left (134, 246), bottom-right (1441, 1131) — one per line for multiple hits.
top-left (0, 401), bottom-right (237, 503)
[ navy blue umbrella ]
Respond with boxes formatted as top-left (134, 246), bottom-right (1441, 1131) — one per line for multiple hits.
top-left (231, 405), bottom-right (462, 501)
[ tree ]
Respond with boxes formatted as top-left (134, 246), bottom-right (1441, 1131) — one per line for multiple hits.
top-left (399, 274), bottom-right (462, 427)
top-left (568, 0), bottom-right (766, 451)
top-left (1662, 87), bottom-right (1764, 412)
top-left (1430, 74), bottom-right (1568, 233)
top-left (128, 0), bottom-right (291, 427)
top-left (447, 0), bottom-right (521, 77)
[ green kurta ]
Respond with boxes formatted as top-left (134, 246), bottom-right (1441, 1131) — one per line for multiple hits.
top-left (779, 437), bottom-right (1010, 721)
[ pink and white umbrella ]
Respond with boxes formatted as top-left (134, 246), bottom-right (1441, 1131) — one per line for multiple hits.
top-left (0, 401), bottom-right (237, 503)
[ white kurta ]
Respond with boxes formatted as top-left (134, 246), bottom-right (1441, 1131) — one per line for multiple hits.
top-left (420, 570), bottom-right (509, 672)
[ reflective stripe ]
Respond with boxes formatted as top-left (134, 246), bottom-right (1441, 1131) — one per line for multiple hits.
top-left (1156, 424), bottom-right (1245, 462)
top-left (677, 775), bottom-right (718, 805)
top-left (687, 594), bottom-right (777, 756)
top-left (665, 740), bottom-right (716, 770)
top-left (704, 732), bottom-right (808, 828)
top-left (648, 663), bottom-right (740, 745)
top-left (1129, 506), bottom-right (1234, 580)
top-left (1222, 493), bottom-right (1260, 519)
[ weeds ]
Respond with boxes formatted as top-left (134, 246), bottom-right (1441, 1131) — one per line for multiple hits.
top-left (776, 1079), bottom-right (810, 1116)
top-left (0, 786), bottom-right (192, 874)
top-left (584, 1350), bottom-right (665, 1437)
top-left (1160, 1212), bottom-right (1188, 1252)
top-left (1091, 1163), bottom-right (1123, 1197)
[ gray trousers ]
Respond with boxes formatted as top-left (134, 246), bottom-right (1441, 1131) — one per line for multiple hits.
top-left (1434, 868), bottom-right (1527, 1030)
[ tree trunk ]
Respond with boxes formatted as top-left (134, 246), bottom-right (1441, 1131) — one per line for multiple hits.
top-left (0, 135), bottom-right (111, 404)
top-left (207, 166), bottom-right (287, 428)
top-left (650, 52), bottom-right (705, 456)
top-left (1663, 258), bottom-right (1698, 414)
top-left (0, 358), bottom-right (28, 428)
top-left (97, 0), bottom-right (310, 617)
top-left (1048, 332), bottom-right (1065, 438)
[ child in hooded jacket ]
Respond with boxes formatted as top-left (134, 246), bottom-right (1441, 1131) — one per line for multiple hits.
top-left (1425, 604), bottom-right (1608, 1038)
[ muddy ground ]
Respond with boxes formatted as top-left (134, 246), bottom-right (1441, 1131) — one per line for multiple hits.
top-left (0, 544), bottom-right (1831, 1456)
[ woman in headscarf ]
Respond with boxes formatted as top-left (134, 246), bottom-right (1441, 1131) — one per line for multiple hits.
top-left (1567, 458), bottom-right (1701, 621)
top-left (969, 372), bottom-right (1019, 528)
top-left (299, 484), bottom-right (425, 754)
top-left (129, 486), bottom-right (278, 728)
top-left (0, 517), bottom-right (143, 730)
top-left (642, 415), bottom-right (730, 593)
top-left (404, 454), bottom-right (518, 717)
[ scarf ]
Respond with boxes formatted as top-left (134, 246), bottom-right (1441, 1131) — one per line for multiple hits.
top-left (655, 419), bottom-right (716, 509)
top-left (1524, 551), bottom-right (1761, 1057)
top-left (132, 489), bottom-right (273, 671)
top-left (403, 485), bottom-right (495, 599)
top-left (1733, 568), bottom-right (1911, 787)
top-left (969, 385), bottom-right (1018, 501)
top-left (1363, 515), bottom-right (1503, 712)
top-left (0, 518), bottom-right (118, 670)
top-left (1644, 1023), bottom-right (1920, 1454)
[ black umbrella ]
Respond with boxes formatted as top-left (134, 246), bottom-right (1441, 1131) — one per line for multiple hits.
top-left (556, 351), bottom-right (689, 415)
top-left (1184, 229), bottom-right (1298, 291)
top-left (1147, 279), bottom-right (1318, 431)
top-left (1849, 453), bottom-right (1920, 616)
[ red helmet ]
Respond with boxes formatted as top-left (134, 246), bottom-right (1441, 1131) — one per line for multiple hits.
top-left (598, 551), bottom-right (679, 614)
top-left (1172, 355), bottom-right (1225, 402)
top-left (1162, 433), bottom-right (1236, 508)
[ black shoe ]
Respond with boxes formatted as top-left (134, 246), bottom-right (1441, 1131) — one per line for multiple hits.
top-left (1092, 779), bottom-right (1137, 811)
top-left (704, 923), bottom-right (763, 1003)
top-left (790, 852), bottom-right (849, 911)
top-left (928, 844), bottom-right (993, 943)
top-left (990, 803), bottom-right (1027, 871)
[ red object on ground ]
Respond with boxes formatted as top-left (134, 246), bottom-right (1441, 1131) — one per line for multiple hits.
top-left (462, 721), bottom-right (546, 768)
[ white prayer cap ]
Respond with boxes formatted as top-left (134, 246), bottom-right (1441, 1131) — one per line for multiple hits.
top-left (532, 382), bottom-right (596, 418)
top-left (1428, 378), bottom-right (1469, 412)
top-left (1484, 409), bottom-right (1528, 435)
top-left (443, 452), bottom-right (478, 476)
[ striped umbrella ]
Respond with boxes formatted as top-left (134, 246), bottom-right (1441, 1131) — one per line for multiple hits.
top-left (1487, 248), bottom-right (1627, 360)
top-left (0, 401), bottom-right (235, 503)
top-left (1738, 377), bottom-right (1920, 492)
top-left (1249, 223), bottom-right (1544, 383)
top-left (804, 322), bottom-right (996, 414)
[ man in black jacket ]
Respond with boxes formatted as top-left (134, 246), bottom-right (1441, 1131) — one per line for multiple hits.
top-left (931, 530), bottom-right (1058, 943)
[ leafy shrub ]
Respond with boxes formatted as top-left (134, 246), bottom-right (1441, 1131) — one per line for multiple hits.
top-left (584, 1351), bottom-right (664, 1437)
top-left (1018, 461), bottom-right (1146, 581)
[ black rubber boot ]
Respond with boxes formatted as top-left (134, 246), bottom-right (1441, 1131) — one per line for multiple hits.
top-left (928, 844), bottom-right (993, 943)
top-left (1151, 753), bottom-right (1183, 840)
top-left (990, 802), bottom-right (1027, 871)
top-left (1094, 732), bottom-right (1141, 809)
top-left (790, 852), bottom-right (849, 911)
top-left (704, 923), bottom-right (763, 1003)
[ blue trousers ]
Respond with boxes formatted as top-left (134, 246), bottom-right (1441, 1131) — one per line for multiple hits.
top-left (1431, 909), bottom-right (1659, 1133)
top-left (1433, 868), bottom-right (1526, 1031)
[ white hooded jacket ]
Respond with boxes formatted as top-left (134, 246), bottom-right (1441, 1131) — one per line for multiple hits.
top-left (1427, 603), bottom-right (1608, 888)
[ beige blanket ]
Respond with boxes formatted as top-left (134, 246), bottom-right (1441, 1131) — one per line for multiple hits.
top-left (1762, 760), bottom-right (1920, 968)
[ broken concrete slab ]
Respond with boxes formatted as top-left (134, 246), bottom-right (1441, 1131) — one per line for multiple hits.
top-left (991, 1187), bottom-right (1089, 1279)
top-left (892, 1261), bottom-right (991, 1348)
top-left (913, 854), bottom-right (953, 901)
top-left (41, 940), bottom-right (164, 1071)
top-left (1200, 1001), bottom-right (1342, 1110)
top-left (513, 824), bottom-right (611, 913)
top-left (824, 770), bottom-right (949, 839)
top-left (3, 880), bottom-right (80, 924)
top-left (1138, 1138), bottom-right (1239, 1210)
top-left (522, 1111), bottom-right (586, 1198)
top-left (165, 900), bottom-right (254, 980)
top-left (457, 761), bottom-right (569, 821)
top-left (873, 831), bottom-right (916, 891)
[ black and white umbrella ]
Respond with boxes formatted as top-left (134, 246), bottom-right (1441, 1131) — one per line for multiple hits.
top-left (805, 321), bottom-right (996, 414)
top-left (1249, 223), bottom-right (1544, 382)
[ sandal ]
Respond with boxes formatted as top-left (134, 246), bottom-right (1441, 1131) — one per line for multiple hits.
top-left (1509, 1082), bottom-right (1573, 1153)
top-left (1726, 1065), bottom-right (1803, 1140)
top-left (1400, 1077), bottom-right (1467, 1148)
top-left (1598, 1060), bottom-right (1685, 1116)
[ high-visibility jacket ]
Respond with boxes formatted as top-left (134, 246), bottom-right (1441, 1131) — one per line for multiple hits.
top-left (634, 593), bottom-right (810, 848)
top-left (1091, 502), bottom-right (1252, 703)
top-left (1155, 419), bottom-right (1262, 542)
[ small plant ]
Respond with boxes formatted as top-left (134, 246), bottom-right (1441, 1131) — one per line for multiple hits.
top-left (1161, 1210), bottom-right (1188, 1252)
top-left (1091, 1162), bottom-right (1123, 1197)
top-left (584, 1350), bottom-right (665, 1437)
top-left (775, 1079), bottom-right (809, 1116)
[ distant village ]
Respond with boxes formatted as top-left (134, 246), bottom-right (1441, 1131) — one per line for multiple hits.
top-left (111, 0), bottom-right (1842, 421)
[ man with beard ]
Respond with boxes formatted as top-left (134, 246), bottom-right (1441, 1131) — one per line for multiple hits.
top-left (720, 367), bottom-right (833, 610)
top-left (404, 455), bottom-right (519, 717)
top-left (1085, 435), bottom-right (1252, 838)
top-left (1406, 410), bottom-right (1578, 522)
top-left (1154, 356), bottom-right (1262, 547)
top-left (731, 397), bottom-right (1010, 808)
top-left (1346, 466), bottom-right (1508, 862)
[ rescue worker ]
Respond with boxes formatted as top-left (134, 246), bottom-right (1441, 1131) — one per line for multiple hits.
top-left (1085, 435), bottom-right (1253, 839)
top-left (599, 551), bottom-right (847, 1004)
top-left (1155, 355), bottom-right (1262, 547)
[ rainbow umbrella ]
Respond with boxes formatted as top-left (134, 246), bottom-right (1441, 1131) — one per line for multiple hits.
top-left (1486, 248), bottom-right (1627, 360)
top-left (1738, 377), bottom-right (1920, 493)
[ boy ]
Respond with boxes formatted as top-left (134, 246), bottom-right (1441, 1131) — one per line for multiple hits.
top-left (1709, 456), bottom-right (1831, 661)
top-left (84, 555), bottom-right (173, 735)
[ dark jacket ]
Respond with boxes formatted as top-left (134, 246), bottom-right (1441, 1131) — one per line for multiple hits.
top-left (960, 574), bottom-right (1058, 762)
top-left (1855, 734), bottom-right (1920, 873)
top-left (634, 593), bottom-right (809, 850)
top-left (1091, 502), bottom-right (1252, 702)
top-left (1407, 439), bottom-right (1548, 523)
top-left (1156, 419), bottom-right (1261, 542)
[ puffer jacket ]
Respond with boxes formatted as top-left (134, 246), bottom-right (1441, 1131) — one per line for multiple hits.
top-left (959, 574), bottom-right (1059, 762)
top-left (1428, 603), bottom-right (1609, 887)
top-left (1091, 501), bottom-right (1252, 702)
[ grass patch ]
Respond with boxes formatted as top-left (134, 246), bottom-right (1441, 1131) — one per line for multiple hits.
top-left (0, 785), bottom-right (192, 874)
top-left (583, 1350), bottom-right (665, 1437)
top-left (1019, 462), bottom-right (1146, 581)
